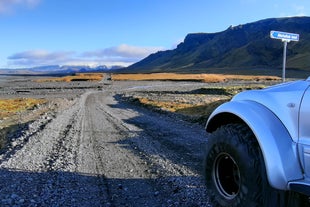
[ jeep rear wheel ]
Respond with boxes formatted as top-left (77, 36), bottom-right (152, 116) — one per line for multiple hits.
top-left (204, 124), bottom-right (269, 207)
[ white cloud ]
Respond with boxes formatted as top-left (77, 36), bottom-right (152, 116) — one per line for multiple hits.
top-left (275, 3), bottom-right (308, 17)
top-left (293, 4), bottom-right (306, 16)
top-left (9, 50), bottom-right (73, 60)
top-left (0, 0), bottom-right (40, 14)
top-left (8, 50), bottom-right (75, 66)
top-left (83, 44), bottom-right (164, 59)
top-left (7, 44), bottom-right (165, 68)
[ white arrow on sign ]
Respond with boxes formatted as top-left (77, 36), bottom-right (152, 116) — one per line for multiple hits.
top-left (270, 30), bottom-right (299, 42)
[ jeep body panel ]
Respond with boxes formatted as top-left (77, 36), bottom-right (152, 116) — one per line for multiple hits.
top-left (206, 80), bottom-right (310, 191)
top-left (231, 80), bottom-right (310, 142)
top-left (206, 100), bottom-right (302, 190)
top-left (299, 87), bottom-right (310, 177)
top-left (290, 85), bottom-right (310, 195)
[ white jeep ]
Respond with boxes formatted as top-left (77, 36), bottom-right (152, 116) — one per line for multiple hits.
top-left (204, 78), bottom-right (310, 206)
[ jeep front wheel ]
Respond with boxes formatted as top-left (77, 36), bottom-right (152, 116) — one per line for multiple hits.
top-left (213, 152), bottom-right (240, 200)
top-left (204, 124), bottom-right (269, 207)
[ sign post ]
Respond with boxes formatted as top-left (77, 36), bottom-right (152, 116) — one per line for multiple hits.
top-left (282, 40), bottom-right (287, 82)
top-left (270, 30), bottom-right (299, 82)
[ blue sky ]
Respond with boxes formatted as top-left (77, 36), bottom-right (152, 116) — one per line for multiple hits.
top-left (0, 0), bottom-right (309, 68)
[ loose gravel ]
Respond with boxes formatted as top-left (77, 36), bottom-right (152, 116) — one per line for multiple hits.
top-left (0, 78), bottom-right (217, 206)
top-left (0, 76), bottom-right (279, 206)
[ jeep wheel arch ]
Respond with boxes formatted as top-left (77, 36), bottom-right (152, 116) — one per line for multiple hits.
top-left (205, 100), bottom-right (303, 190)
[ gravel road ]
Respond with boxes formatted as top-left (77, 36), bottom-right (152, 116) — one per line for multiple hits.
top-left (0, 79), bottom-right (213, 206)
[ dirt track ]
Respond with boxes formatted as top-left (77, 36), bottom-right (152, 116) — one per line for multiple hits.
top-left (0, 78), bottom-right (218, 206)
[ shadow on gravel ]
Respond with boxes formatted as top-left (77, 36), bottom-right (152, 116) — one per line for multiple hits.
top-left (0, 122), bottom-right (32, 151)
top-left (137, 88), bottom-right (233, 96)
top-left (111, 94), bottom-right (208, 175)
top-left (0, 168), bottom-right (208, 206)
top-left (0, 121), bottom-right (48, 164)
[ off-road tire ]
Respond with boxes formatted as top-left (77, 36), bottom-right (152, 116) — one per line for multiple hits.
top-left (204, 123), bottom-right (286, 207)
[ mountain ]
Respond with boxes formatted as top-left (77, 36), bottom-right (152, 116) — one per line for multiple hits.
top-left (0, 65), bottom-right (124, 76)
top-left (126, 17), bottom-right (310, 77)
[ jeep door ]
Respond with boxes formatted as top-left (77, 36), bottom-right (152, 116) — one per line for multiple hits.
top-left (299, 85), bottom-right (310, 177)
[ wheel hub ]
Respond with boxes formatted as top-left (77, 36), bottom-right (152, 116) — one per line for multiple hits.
top-left (213, 152), bottom-right (241, 199)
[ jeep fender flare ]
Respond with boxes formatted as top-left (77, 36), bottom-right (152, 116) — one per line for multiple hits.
top-left (206, 100), bottom-right (303, 190)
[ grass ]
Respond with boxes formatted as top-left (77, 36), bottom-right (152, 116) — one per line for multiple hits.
top-left (111, 73), bottom-right (281, 82)
top-left (112, 73), bottom-right (271, 122)
top-left (133, 85), bottom-right (266, 123)
top-left (35, 72), bottom-right (281, 83)
top-left (175, 99), bottom-right (229, 122)
top-left (0, 98), bottom-right (47, 120)
top-left (36, 73), bottom-right (104, 82)
top-left (0, 98), bottom-right (47, 148)
top-left (30, 72), bottom-right (274, 119)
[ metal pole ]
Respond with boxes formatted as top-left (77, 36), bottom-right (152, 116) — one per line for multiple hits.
top-left (282, 40), bottom-right (288, 82)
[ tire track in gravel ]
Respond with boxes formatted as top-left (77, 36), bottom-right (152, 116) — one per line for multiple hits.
top-left (0, 94), bottom-right (111, 206)
top-left (43, 116), bottom-right (78, 171)
top-left (79, 91), bottom-right (210, 206)
top-left (119, 97), bottom-right (211, 207)
top-left (0, 83), bottom-right (211, 206)
top-left (80, 92), bottom-right (165, 206)
top-left (82, 93), bottom-right (114, 206)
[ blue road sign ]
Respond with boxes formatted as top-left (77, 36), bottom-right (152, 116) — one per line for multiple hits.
top-left (270, 30), bottom-right (300, 82)
top-left (270, 30), bottom-right (299, 42)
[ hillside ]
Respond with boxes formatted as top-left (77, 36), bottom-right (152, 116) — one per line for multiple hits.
top-left (125, 17), bottom-right (310, 77)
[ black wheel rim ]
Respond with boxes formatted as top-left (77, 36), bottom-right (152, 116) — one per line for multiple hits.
top-left (213, 152), bottom-right (241, 200)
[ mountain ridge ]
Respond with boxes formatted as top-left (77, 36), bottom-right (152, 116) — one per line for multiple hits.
top-left (125, 16), bottom-right (310, 77)
top-left (0, 65), bottom-right (124, 76)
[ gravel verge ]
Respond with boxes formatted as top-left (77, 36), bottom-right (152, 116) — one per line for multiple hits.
top-left (0, 77), bottom-right (277, 206)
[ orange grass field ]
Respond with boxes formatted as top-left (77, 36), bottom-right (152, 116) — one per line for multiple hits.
top-left (133, 85), bottom-right (266, 123)
top-left (35, 73), bottom-right (104, 82)
top-left (111, 73), bottom-right (281, 82)
top-left (0, 98), bottom-right (46, 120)
top-left (35, 73), bottom-right (281, 83)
